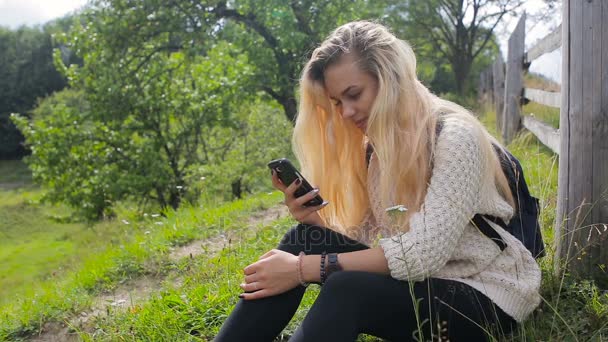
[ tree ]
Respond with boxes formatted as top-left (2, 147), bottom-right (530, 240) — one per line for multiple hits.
top-left (11, 0), bottom-right (393, 218)
top-left (86, 0), bottom-right (391, 122)
top-left (390, 0), bottom-right (524, 95)
top-left (0, 25), bottom-right (69, 159)
top-left (14, 18), bottom-right (255, 218)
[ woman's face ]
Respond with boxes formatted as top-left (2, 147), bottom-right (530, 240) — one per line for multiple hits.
top-left (324, 53), bottom-right (379, 132)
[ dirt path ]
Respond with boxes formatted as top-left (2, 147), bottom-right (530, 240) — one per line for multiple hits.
top-left (29, 204), bottom-right (289, 342)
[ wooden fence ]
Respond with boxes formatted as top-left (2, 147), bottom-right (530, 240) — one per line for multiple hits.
top-left (479, 1), bottom-right (608, 285)
top-left (478, 13), bottom-right (561, 152)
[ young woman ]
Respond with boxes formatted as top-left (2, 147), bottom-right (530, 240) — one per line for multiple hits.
top-left (214, 20), bottom-right (541, 342)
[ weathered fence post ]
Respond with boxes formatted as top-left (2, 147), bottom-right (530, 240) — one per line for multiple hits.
top-left (493, 54), bottom-right (505, 135)
top-left (555, 0), bottom-right (608, 287)
top-left (486, 68), bottom-right (494, 104)
top-left (502, 13), bottom-right (526, 144)
top-left (478, 67), bottom-right (494, 105)
top-left (478, 71), bottom-right (485, 102)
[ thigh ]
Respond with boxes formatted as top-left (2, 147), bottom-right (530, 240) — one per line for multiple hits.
top-left (277, 223), bottom-right (370, 255)
top-left (357, 276), bottom-right (516, 341)
top-left (287, 271), bottom-right (418, 342)
top-left (427, 279), bottom-right (517, 341)
top-left (310, 272), bottom-right (515, 341)
top-left (319, 271), bottom-right (433, 341)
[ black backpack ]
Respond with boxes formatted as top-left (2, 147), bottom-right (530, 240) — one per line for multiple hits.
top-left (364, 124), bottom-right (546, 259)
top-left (471, 145), bottom-right (546, 259)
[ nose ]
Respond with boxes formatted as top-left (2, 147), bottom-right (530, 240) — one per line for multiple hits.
top-left (341, 103), bottom-right (356, 120)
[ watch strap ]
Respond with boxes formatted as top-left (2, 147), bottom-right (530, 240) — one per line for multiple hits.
top-left (325, 253), bottom-right (342, 280)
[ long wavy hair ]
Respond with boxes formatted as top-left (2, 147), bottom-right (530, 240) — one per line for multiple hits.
top-left (293, 21), bottom-right (514, 238)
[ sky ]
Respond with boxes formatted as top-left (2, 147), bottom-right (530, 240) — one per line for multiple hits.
top-left (0, 0), bottom-right (562, 82)
top-left (0, 0), bottom-right (88, 28)
top-left (497, 0), bottom-right (563, 82)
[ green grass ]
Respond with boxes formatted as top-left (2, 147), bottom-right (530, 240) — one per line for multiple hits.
top-left (522, 72), bottom-right (561, 129)
top-left (75, 217), bottom-right (383, 342)
top-left (0, 160), bottom-right (284, 341)
top-left (3, 106), bottom-right (608, 341)
top-left (76, 108), bottom-right (598, 342)
top-left (522, 102), bottom-right (560, 129)
top-left (480, 109), bottom-right (608, 341)
top-left (0, 159), bottom-right (33, 186)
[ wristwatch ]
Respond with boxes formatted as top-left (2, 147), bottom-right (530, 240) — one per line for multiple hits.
top-left (325, 253), bottom-right (343, 280)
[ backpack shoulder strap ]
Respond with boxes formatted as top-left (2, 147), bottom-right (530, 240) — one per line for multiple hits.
top-left (365, 142), bottom-right (374, 166)
top-left (434, 114), bottom-right (509, 251)
top-left (471, 215), bottom-right (508, 251)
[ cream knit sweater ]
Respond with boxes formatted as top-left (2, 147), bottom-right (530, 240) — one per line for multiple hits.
top-left (356, 118), bottom-right (542, 322)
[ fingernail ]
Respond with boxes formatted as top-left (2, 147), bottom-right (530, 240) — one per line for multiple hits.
top-left (312, 188), bottom-right (319, 193)
top-left (238, 294), bottom-right (244, 298)
top-left (295, 178), bottom-right (301, 185)
top-left (322, 201), bottom-right (329, 206)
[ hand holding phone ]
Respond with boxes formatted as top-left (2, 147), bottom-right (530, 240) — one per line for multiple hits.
top-left (268, 158), bottom-right (324, 206)
top-left (268, 158), bottom-right (328, 225)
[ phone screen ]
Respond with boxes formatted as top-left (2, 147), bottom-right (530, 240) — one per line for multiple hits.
top-left (268, 158), bottom-right (324, 207)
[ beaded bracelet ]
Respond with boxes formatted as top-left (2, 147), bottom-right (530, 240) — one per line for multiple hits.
top-left (320, 251), bottom-right (327, 284)
top-left (297, 251), bottom-right (310, 287)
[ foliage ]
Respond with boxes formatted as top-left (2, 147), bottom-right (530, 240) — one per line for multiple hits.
top-left (388, 0), bottom-right (522, 95)
top-left (194, 99), bottom-right (294, 203)
top-left (0, 25), bottom-right (69, 159)
top-left (2, 115), bottom-right (608, 340)
top-left (84, 0), bottom-right (393, 122)
top-left (13, 36), bottom-right (280, 219)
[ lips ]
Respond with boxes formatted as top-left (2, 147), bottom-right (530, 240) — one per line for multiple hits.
top-left (355, 119), bottom-right (367, 130)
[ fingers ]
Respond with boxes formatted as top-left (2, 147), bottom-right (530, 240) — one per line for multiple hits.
top-left (293, 188), bottom-right (320, 207)
top-left (239, 289), bottom-right (270, 300)
top-left (270, 169), bottom-right (289, 191)
top-left (258, 249), bottom-right (275, 260)
top-left (239, 281), bottom-right (261, 293)
top-left (244, 273), bottom-right (258, 284)
top-left (243, 264), bottom-right (256, 276)
top-left (284, 177), bottom-right (302, 198)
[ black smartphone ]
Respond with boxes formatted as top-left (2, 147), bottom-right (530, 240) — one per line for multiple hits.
top-left (267, 158), bottom-right (324, 207)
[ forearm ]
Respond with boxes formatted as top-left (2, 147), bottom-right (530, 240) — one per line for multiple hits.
top-left (301, 247), bottom-right (390, 283)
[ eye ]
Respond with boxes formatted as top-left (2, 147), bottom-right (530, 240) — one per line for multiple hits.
top-left (347, 92), bottom-right (361, 100)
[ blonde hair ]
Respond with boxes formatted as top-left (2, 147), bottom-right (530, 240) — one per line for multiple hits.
top-left (293, 20), bottom-right (514, 238)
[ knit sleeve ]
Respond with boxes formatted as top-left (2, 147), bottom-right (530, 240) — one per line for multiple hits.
top-left (378, 121), bottom-right (485, 281)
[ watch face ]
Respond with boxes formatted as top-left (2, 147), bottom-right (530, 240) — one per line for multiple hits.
top-left (327, 253), bottom-right (342, 271)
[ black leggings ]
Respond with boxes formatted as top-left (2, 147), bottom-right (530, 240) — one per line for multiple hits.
top-left (214, 223), bottom-right (517, 341)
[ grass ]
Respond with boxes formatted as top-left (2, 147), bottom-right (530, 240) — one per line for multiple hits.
top-left (0, 159), bottom-right (33, 186)
top-left (480, 107), bottom-right (608, 341)
top-left (3, 104), bottom-right (608, 341)
top-left (0, 160), bottom-right (284, 341)
top-left (522, 72), bottom-right (561, 129)
top-left (74, 218), bottom-right (384, 342)
top-left (75, 107), bottom-right (606, 341)
top-left (522, 102), bottom-right (560, 129)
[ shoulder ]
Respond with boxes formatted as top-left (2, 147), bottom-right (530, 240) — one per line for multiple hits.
top-left (435, 114), bottom-right (483, 157)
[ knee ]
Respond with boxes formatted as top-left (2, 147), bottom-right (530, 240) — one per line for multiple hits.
top-left (319, 271), bottom-right (362, 298)
top-left (313, 272), bottom-right (367, 316)
top-left (277, 223), bottom-right (327, 254)
top-left (277, 223), bottom-right (307, 255)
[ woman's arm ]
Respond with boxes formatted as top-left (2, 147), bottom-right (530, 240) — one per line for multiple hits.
top-left (377, 122), bottom-right (484, 282)
top-left (301, 247), bottom-right (390, 283)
